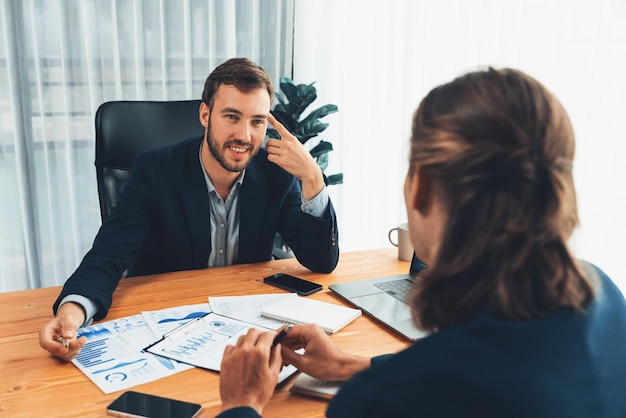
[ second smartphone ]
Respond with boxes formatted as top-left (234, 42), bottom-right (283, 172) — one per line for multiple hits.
top-left (107, 391), bottom-right (202, 418)
top-left (263, 273), bottom-right (323, 296)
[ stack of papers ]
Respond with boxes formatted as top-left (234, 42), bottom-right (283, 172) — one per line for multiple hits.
top-left (72, 294), bottom-right (298, 393)
top-left (72, 293), bottom-right (361, 393)
top-left (73, 304), bottom-right (210, 394)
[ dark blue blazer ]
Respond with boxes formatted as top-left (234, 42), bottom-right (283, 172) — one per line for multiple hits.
top-left (54, 136), bottom-right (339, 320)
top-left (327, 264), bottom-right (626, 418)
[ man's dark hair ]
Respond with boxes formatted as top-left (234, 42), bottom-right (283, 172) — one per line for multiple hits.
top-left (201, 57), bottom-right (274, 110)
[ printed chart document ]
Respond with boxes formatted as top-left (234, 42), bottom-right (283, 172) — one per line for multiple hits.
top-left (142, 303), bottom-right (212, 337)
top-left (145, 311), bottom-right (298, 383)
top-left (72, 313), bottom-right (193, 394)
top-left (73, 298), bottom-right (304, 394)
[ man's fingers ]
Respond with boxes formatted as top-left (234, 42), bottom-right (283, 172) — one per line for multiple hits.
top-left (57, 336), bottom-right (86, 362)
top-left (223, 344), bottom-right (234, 356)
top-left (234, 328), bottom-right (274, 349)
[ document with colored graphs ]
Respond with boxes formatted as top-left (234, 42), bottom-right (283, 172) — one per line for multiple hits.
top-left (71, 296), bottom-right (298, 394)
top-left (71, 311), bottom-right (200, 394)
top-left (144, 311), bottom-right (298, 383)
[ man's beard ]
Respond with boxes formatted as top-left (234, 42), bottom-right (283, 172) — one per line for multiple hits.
top-left (205, 123), bottom-right (258, 173)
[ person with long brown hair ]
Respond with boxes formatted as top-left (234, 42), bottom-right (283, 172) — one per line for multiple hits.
top-left (217, 68), bottom-right (626, 417)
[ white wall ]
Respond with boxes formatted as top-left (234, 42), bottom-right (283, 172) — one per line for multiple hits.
top-left (293, 0), bottom-right (626, 290)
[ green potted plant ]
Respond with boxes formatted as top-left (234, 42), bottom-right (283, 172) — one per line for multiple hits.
top-left (268, 77), bottom-right (342, 258)
top-left (267, 77), bottom-right (343, 186)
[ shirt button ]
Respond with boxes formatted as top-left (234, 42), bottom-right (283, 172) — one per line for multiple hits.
top-left (218, 249), bottom-right (224, 254)
top-left (219, 223), bottom-right (225, 228)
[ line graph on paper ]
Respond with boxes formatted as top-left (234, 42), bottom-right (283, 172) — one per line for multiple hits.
top-left (142, 303), bottom-right (212, 337)
top-left (163, 329), bottom-right (230, 359)
top-left (155, 315), bottom-right (251, 365)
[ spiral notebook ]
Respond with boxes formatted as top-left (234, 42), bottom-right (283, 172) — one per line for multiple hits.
top-left (260, 296), bottom-right (361, 334)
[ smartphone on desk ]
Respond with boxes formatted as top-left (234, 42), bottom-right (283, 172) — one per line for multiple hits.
top-left (107, 391), bottom-right (202, 418)
top-left (263, 273), bottom-right (323, 296)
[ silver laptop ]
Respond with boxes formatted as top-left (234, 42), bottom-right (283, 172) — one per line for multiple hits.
top-left (329, 254), bottom-right (428, 341)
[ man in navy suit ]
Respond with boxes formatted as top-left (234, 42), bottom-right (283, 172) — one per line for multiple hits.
top-left (39, 57), bottom-right (339, 361)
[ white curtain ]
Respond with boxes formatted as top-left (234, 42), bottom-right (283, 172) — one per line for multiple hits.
top-left (0, 0), bottom-right (293, 291)
top-left (3, 0), bottom-right (626, 294)
top-left (293, 0), bottom-right (626, 291)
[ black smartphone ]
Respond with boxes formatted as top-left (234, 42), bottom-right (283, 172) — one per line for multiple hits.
top-left (107, 391), bottom-right (202, 418)
top-left (263, 273), bottom-right (323, 296)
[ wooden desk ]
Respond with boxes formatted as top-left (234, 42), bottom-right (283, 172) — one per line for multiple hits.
top-left (0, 249), bottom-right (412, 417)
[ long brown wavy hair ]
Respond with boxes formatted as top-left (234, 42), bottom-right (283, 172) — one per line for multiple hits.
top-left (409, 68), bottom-right (595, 332)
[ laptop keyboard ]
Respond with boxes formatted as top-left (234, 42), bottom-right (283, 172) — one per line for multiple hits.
top-left (374, 279), bottom-right (413, 303)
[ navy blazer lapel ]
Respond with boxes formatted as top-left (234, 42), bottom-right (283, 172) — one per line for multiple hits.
top-left (238, 158), bottom-right (268, 260)
top-left (181, 138), bottom-right (211, 268)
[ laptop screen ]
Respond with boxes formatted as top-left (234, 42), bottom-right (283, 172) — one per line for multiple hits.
top-left (409, 253), bottom-right (427, 275)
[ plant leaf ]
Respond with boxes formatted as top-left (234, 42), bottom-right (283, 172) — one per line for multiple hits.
top-left (266, 128), bottom-right (280, 139)
top-left (293, 91), bottom-right (317, 119)
top-left (270, 77), bottom-right (342, 187)
top-left (279, 78), bottom-right (298, 101)
top-left (326, 173), bottom-right (343, 185)
top-left (310, 140), bottom-right (333, 158)
top-left (298, 121), bottom-right (329, 142)
top-left (270, 110), bottom-right (297, 135)
top-left (300, 104), bottom-right (339, 125)
top-left (274, 92), bottom-right (287, 107)
top-left (277, 79), bottom-right (317, 121)
top-left (297, 82), bottom-right (317, 98)
top-left (300, 119), bottom-right (328, 134)
top-left (316, 153), bottom-right (329, 171)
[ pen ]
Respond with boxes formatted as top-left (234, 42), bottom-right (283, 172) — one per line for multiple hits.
top-left (272, 324), bottom-right (293, 347)
top-left (58, 335), bottom-right (69, 349)
top-left (163, 316), bottom-right (205, 338)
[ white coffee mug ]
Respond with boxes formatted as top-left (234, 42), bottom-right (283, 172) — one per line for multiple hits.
top-left (388, 222), bottom-right (414, 261)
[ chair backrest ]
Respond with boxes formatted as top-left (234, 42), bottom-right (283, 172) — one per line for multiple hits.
top-left (95, 100), bottom-right (204, 223)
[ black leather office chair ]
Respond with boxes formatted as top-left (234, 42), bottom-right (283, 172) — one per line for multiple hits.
top-left (95, 100), bottom-right (204, 222)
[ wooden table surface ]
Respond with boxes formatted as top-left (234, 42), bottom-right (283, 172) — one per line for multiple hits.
top-left (0, 248), bottom-right (412, 417)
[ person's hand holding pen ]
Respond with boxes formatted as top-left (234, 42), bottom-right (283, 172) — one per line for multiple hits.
top-left (271, 323), bottom-right (293, 346)
top-left (280, 323), bottom-right (371, 382)
top-left (38, 302), bottom-right (87, 361)
top-left (219, 325), bottom-right (290, 416)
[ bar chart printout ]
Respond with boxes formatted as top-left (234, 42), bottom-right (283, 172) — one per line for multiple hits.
top-left (72, 314), bottom-right (192, 394)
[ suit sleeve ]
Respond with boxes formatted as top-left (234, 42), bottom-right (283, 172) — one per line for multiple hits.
top-left (53, 153), bottom-right (158, 320)
top-left (215, 407), bottom-right (261, 418)
top-left (278, 176), bottom-right (339, 273)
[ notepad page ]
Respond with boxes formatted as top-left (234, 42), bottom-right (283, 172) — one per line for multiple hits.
top-left (260, 296), bottom-right (361, 333)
